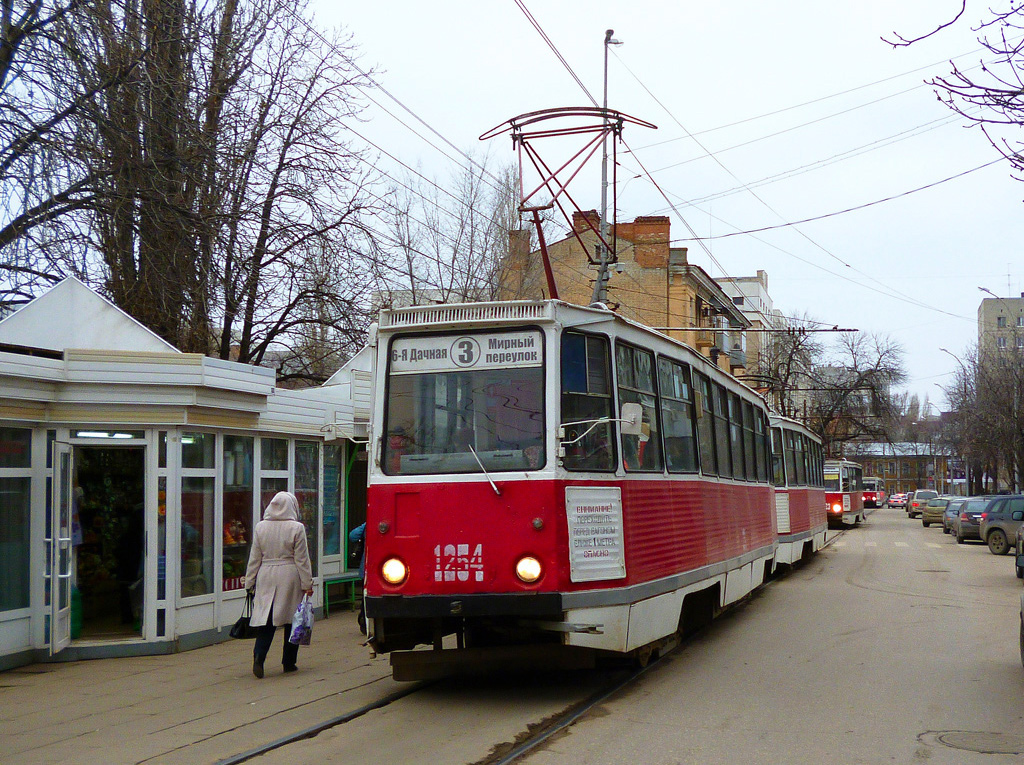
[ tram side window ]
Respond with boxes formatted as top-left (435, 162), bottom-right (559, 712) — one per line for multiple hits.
top-left (742, 401), bottom-right (757, 481)
top-left (727, 394), bottom-right (744, 480)
top-left (848, 464), bottom-right (862, 492)
top-left (658, 357), bottom-right (698, 473)
top-left (561, 332), bottom-right (615, 472)
top-left (813, 443), bottom-right (824, 487)
top-left (771, 427), bottom-right (785, 486)
top-left (784, 430), bottom-right (798, 486)
top-left (615, 342), bottom-right (663, 472)
top-left (713, 384), bottom-right (732, 478)
top-left (755, 412), bottom-right (769, 483)
top-left (792, 433), bottom-right (806, 485)
top-left (695, 374), bottom-right (717, 476)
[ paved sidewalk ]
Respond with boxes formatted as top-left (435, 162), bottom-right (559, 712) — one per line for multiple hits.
top-left (2, 610), bottom-right (400, 765)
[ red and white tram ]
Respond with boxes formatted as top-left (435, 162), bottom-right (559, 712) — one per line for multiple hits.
top-left (823, 458), bottom-right (865, 528)
top-left (769, 415), bottom-right (827, 564)
top-left (363, 300), bottom-right (782, 678)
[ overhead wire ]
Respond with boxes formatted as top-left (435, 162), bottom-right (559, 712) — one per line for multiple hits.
top-left (613, 45), bottom-right (980, 324)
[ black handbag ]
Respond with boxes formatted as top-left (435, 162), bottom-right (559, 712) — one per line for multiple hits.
top-left (229, 592), bottom-right (258, 639)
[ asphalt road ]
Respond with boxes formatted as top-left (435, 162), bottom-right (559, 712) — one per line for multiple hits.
top-left (261, 507), bottom-right (1024, 765)
top-left (523, 506), bottom-right (1024, 764)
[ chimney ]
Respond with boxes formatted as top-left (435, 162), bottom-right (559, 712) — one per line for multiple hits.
top-left (572, 210), bottom-right (600, 233)
top-left (508, 229), bottom-right (531, 264)
top-left (631, 216), bottom-right (670, 269)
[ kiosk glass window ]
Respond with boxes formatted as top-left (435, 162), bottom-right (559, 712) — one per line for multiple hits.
top-left (295, 441), bottom-right (319, 576)
top-left (222, 436), bottom-right (253, 591)
top-left (180, 476), bottom-right (214, 597)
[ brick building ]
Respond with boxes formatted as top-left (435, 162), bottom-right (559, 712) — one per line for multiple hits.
top-left (499, 212), bottom-right (750, 374)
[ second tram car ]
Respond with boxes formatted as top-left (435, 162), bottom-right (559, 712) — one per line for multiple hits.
top-left (861, 476), bottom-right (887, 508)
top-left (823, 458), bottom-right (865, 528)
top-left (363, 300), bottom-right (783, 677)
top-left (770, 416), bottom-right (827, 564)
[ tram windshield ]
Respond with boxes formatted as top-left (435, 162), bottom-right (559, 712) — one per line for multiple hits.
top-left (824, 469), bottom-right (841, 491)
top-left (382, 330), bottom-right (545, 475)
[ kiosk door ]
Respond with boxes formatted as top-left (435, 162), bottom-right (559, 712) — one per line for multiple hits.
top-left (48, 443), bottom-right (73, 654)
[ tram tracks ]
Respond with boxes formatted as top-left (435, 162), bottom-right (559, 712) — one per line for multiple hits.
top-left (212, 680), bottom-right (429, 765)
top-left (213, 558), bottom-right (813, 765)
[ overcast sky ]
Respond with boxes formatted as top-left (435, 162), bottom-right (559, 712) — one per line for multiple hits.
top-left (315, 1), bottom-right (1022, 410)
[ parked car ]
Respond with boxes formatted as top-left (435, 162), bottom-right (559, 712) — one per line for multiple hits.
top-left (889, 492), bottom-right (907, 509)
top-left (943, 498), bottom-right (966, 534)
top-left (954, 497), bottom-right (994, 543)
top-left (921, 496), bottom-right (951, 527)
top-left (907, 490), bottom-right (938, 519)
top-left (980, 495), bottom-right (1024, 555)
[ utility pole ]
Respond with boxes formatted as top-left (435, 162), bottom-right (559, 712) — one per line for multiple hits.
top-left (592, 29), bottom-right (621, 305)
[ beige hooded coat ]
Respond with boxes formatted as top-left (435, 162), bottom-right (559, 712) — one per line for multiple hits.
top-left (244, 492), bottom-right (313, 627)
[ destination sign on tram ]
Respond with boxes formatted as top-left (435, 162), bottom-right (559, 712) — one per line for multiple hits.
top-left (390, 330), bottom-right (542, 375)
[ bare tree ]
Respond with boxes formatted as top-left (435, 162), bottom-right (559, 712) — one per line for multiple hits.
top-left (758, 313), bottom-right (823, 420)
top-left (2, 0), bottom-right (381, 382)
top-left (372, 156), bottom-right (532, 307)
top-left (804, 332), bottom-right (906, 457)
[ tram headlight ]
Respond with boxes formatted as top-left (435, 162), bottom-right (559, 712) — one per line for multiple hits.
top-left (515, 556), bottom-right (543, 583)
top-left (830, 502), bottom-right (843, 514)
top-left (381, 557), bottom-right (408, 585)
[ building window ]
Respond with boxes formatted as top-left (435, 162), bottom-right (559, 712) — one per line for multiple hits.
top-left (1017, 316), bottom-right (1024, 328)
top-left (1018, 336), bottom-right (1024, 349)
top-left (998, 336), bottom-right (1008, 349)
top-left (732, 296), bottom-right (744, 306)
top-left (997, 316), bottom-right (1007, 328)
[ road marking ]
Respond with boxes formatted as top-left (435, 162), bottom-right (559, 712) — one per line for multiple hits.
top-left (894, 541), bottom-right (910, 548)
top-left (926, 543), bottom-right (944, 548)
top-left (864, 541), bottom-right (877, 547)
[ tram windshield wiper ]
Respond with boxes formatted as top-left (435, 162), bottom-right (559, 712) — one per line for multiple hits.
top-left (467, 443), bottom-right (502, 496)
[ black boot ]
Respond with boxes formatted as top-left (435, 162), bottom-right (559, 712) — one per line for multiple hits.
top-left (252, 656), bottom-right (264, 678)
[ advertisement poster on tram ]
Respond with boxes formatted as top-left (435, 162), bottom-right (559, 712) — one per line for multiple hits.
top-left (565, 486), bottom-right (626, 582)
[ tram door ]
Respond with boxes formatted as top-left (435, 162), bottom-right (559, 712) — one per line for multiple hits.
top-left (48, 442), bottom-right (73, 655)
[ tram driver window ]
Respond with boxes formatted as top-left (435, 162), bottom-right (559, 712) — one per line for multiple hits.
top-left (561, 332), bottom-right (615, 472)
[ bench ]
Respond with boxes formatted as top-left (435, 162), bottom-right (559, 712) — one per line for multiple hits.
top-left (322, 572), bottom-right (362, 618)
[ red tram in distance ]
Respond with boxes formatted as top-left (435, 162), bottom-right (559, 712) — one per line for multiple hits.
top-left (770, 416), bottom-right (827, 564)
top-left (861, 476), bottom-right (887, 508)
top-left (824, 458), bottom-right (865, 528)
top-left (363, 300), bottom-right (798, 679)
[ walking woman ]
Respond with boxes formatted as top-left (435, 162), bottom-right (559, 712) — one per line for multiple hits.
top-left (244, 491), bottom-right (313, 678)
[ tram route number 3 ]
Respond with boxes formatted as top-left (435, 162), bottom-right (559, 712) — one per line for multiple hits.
top-left (434, 543), bottom-right (484, 582)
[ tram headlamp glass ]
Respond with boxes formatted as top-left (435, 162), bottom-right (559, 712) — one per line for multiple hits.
top-left (381, 558), bottom-right (408, 585)
top-left (515, 556), bottom-right (542, 583)
top-left (830, 503), bottom-right (843, 514)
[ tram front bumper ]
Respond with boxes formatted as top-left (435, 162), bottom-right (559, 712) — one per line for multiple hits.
top-left (365, 592), bottom-right (564, 620)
